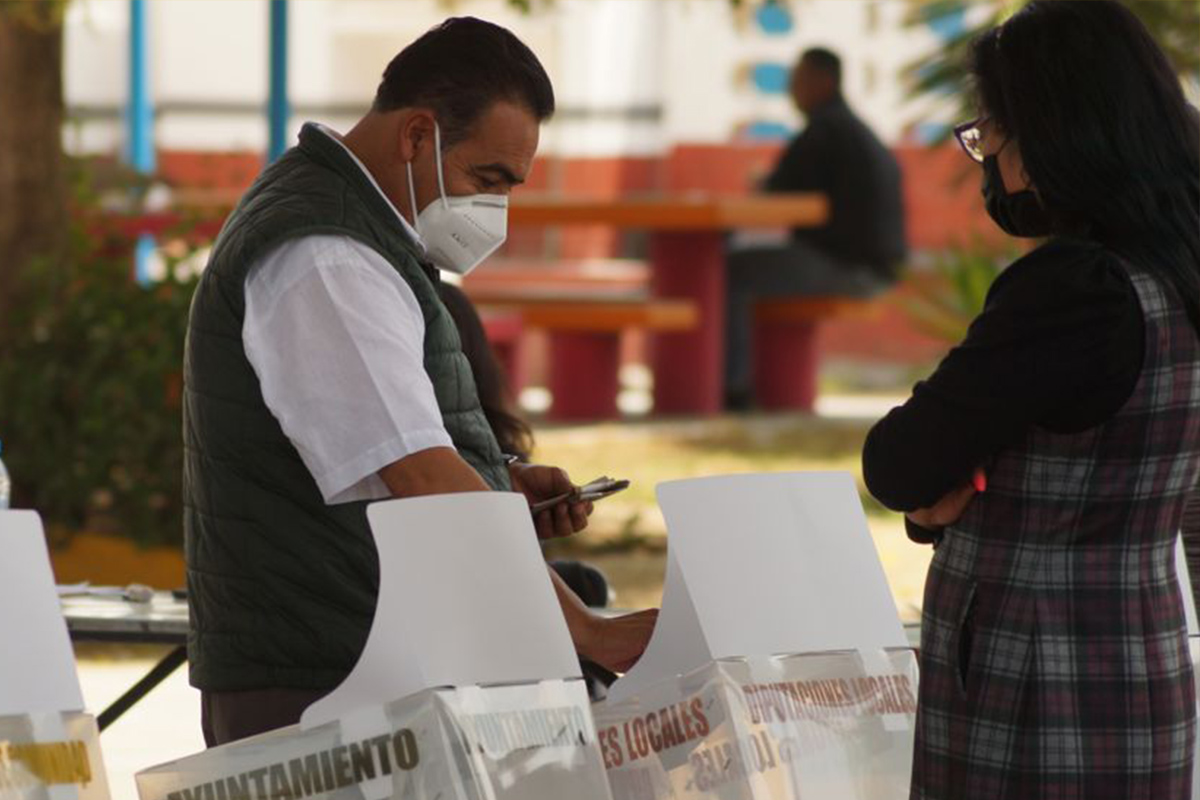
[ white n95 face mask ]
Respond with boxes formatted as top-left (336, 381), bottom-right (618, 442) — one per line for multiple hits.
top-left (406, 121), bottom-right (508, 276)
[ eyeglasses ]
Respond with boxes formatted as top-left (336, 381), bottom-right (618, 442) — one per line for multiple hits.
top-left (953, 118), bottom-right (988, 163)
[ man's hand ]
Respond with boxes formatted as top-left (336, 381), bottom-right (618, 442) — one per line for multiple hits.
top-left (906, 482), bottom-right (978, 530)
top-left (576, 608), bottom-right (659, 674)
top-left (510, 463), bottom-right (593, 539)
top-left (548, 567), bottom-right (657, 673)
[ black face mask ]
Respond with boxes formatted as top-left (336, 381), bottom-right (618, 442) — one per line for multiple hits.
top-left (982, 155), bottom-right (1053, 238)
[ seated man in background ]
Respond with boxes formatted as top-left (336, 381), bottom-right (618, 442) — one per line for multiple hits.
top-left (725, 47), bottom-right (906, 410)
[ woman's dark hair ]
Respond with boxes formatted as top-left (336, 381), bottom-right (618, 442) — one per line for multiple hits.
top-left (971, 0), bottom-right (1200, 330)
top-left (437, 283), bottom-right (534, 461)
top-left (373, 17), bottom-right (555, 148)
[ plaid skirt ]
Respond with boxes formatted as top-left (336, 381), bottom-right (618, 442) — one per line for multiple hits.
top-left (911, 528), bottom-right (1196, 800)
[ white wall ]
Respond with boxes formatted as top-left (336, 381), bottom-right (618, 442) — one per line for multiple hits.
top-left (62, 0), bottom-right (958, 160)
top-left (63, 0), bottom-right (128, 153)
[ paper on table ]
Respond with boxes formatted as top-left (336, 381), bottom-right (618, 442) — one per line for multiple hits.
top-left (0, 511), bottom-right (85, 715)
top-left (301, 492), bottom-right (581, 729)
top-left (610, 472), bottom-right (906, 703)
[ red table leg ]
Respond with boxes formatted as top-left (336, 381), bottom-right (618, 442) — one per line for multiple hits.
top-left (481, 311), bottom-right (527, 396)
top-left (754, 318), bottom-right (819, 411)
top-left (650, 231), bottom-right (725, 415)
top-left (547, 330), bottom-right (621, 421)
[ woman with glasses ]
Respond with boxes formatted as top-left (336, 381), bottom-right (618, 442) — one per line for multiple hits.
top-left (862, 2), bottom-right (1200, 798)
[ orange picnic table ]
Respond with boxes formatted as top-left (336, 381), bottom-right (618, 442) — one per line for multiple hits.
top-left (509, 193), bottom-right (829, 415)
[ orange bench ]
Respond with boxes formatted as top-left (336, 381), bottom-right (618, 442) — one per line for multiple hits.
top-left (475, 294), bottom-right (696, 420)
top-left (465, 261), bottom-right (696, 419)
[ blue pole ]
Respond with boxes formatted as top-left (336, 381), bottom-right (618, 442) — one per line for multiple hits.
top-left (127, 0), bottom-right (154, 173)
top-left (127, 0), bottom-right (155, 284)
top-left (267, 0), bottom-right (290, 162)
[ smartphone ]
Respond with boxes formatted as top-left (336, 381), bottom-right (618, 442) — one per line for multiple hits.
top-left (530, 476), bottom-right (630, 514)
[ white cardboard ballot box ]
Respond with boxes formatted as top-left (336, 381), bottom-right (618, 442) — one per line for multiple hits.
top-left (135, 493), bottom-right (614, 800)
top-left (594, 649), bottom-right (918, 800)
top-left (136, 679), bottom-right (603, 800)
top-left (0, 511), bottom-right (111, 800)
top-left (596, 474), bottom-right (917, 800)
top-left (0, 713), bottom-right (108, 800)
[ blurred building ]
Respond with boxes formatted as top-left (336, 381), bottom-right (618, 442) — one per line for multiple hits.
top-left (71, 0), bottom-right (1001, 258)
top-left (62, 0), bottom-right (1001, 371)
top-left (65, 0), bottom-right (956, 157)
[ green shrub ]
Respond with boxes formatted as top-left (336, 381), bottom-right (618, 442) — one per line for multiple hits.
top-left (0, 173), bottom-right (201, 548)
top-left (900, 244), bottom-right (1017, 344)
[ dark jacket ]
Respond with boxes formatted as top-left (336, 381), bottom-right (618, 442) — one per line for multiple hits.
top-left (765, 96), bottom-right (906, 274)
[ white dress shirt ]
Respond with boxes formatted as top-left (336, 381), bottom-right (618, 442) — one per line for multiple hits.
top-left (242, 124), bottom-right (452, 506)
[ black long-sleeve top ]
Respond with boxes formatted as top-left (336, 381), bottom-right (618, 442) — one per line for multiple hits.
top-left (765, 96), bottom-right (907, 272)
top-left (862, 238), bottom-right (1145, 515)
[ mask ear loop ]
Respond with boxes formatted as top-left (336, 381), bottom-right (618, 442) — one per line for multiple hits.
top-left (432, 121), bottom-right (450, 210)
top-left (992, 137), bottom-right (1041, 200)
top-left (405, 160), bottom-right (421, 235)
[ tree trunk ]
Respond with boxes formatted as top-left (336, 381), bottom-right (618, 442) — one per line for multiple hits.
top-left (0, 1), bottom-right (67, 317)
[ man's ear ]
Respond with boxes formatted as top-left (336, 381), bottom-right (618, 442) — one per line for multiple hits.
top-left (396, 109), bottom-right (437, 163)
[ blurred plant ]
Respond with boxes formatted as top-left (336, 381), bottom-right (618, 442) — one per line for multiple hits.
top-left (902, 0), bottom-right (1200, 142)
top-left (899, 243), bottom-right (1018, 343)
top-left (0, 159), bottom-right (201, 548)
top-left (0, 0), bottom-right (68, 29)
top-left (898, 0), bottom-right (1199, 341)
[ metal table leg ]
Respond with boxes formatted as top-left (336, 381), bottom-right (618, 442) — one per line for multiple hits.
top-left (97, 645), bottom-right (187, 732)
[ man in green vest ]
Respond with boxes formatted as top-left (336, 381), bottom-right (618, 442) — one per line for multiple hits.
top-left (183, 17), bottom-right (657, 746)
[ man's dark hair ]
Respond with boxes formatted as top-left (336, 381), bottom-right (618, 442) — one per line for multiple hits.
top-left (373, 17), bottom-right (555, 148)
top-left (800, 47), bottom-right (842, 86)
top-left (971, 0), bottom-right (1200, 332)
